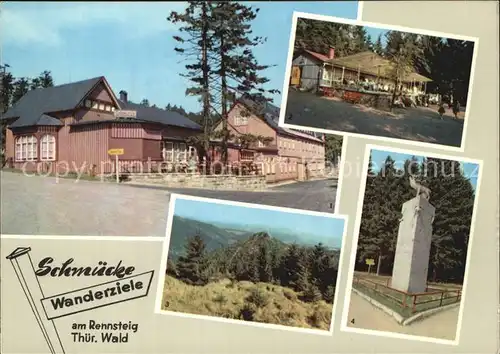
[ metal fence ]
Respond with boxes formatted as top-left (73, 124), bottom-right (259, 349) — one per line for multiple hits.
top-left (353, 275), bottom-right (462, 314)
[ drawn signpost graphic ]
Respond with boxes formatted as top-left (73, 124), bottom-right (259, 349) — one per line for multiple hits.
top-left (6, 247), bottom-right (154, 354)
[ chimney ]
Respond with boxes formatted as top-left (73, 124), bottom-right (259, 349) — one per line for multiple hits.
top-left (119, 90), bottom-right (128, 103)
top-left (328, 47), bottom-right (335, 60)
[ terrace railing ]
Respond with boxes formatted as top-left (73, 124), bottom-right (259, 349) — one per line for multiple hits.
top-left (353, 275), bottom-right (462, 314)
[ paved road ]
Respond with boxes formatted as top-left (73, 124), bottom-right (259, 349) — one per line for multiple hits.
top-left (284, 90), bottom-right (464, 147)
top-left (347, 292), bottom-right (459, 341)
top-left (0, 172), bottom-right (337, 236)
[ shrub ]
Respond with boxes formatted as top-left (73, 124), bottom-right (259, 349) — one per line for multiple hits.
top-left (323, 285), bottom-right (335, 303)
top-left (283, 289), bottom-right (297, 301)
top-left (246, 288), bottom-right (269, 308)
top-left (213, 293), bottom-right (228, 305)
top-left (300, 284), bottom-right (322, 303)
top-left (239, 304), bottom-right (256, 321)
top-left (166, 259), bottom-right (178, 277)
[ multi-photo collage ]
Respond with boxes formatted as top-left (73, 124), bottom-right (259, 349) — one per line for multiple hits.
top-left (1, 1), bottom-right (498, 354)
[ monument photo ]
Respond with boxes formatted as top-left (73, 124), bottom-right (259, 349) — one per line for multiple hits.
top-left (342, 146), bottom-right (481, 343)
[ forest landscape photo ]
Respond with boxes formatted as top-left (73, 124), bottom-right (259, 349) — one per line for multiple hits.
top-left (345, 147), bottom-right (480, 341)
top-left (159, 195), bottom-right (347, 331)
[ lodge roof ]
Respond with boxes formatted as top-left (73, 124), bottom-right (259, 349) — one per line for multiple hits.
top-left (237, 96), bottom-right (324, 144)
top-left (117, 100), bottom-right (201, 131)
top-left (325, 51), bottom-right (432, 83)
top-left (1, 76), bottom-right (202, 130)
top-left (302, 50), bottom-right (431, 83)
top-left (2, 77), bottom-right (103, 128)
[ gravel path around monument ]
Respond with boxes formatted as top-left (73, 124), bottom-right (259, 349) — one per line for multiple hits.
top-left (346, 291), bottom-right (459, 341)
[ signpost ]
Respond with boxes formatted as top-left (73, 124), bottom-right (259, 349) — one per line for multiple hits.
top-left (108, 149), bottom-right (124, 183)
top-left (365, 258), bottom-right (375, 274)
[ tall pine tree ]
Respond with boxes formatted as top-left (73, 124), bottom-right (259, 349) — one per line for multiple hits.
top-left (176, 234), bottom-right (209, 286)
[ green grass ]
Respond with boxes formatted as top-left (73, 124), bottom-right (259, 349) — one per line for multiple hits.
top-left (161, 276), bottom-right (333, 330)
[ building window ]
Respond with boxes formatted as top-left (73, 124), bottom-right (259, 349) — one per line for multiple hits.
top-left (92, 101), bottom-right (99, 109)
top-left (161, 141), bottom-right (174, 162)
top-left (15, 135), bottom-right (37, 162)
top-left (234, 115), bottom-right (248, 126)
top-left (111, 106), bottom-right (115, 112)
top-left (161, 141), bottom-right (191, 162)
top-left (40, 135), bottom-right (56, 161)
top-left (176, 143), bottom-right (187, 162)
top-left (257, 140), bottom-right (264, 148)
top-left (85, 100), bottom-right (92, 108)
top-left (105, 105), bottom-right (112, 112)
top-left (322, 68), bottom-right (332, 81)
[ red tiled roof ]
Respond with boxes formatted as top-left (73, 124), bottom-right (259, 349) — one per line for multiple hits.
top-left (304, 49), bottom-right (330, 62)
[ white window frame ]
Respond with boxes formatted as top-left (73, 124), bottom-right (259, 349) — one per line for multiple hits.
top-left (40, 134), bottom-right (56, 161)
top-left (234, 115), bottom-right (248, 126)
top-left (176, 143), bottom-right (187, 162)
top-left (15, 135), bottom-right (38, 162)
top-left (161, 141), bottom-right (174, 162)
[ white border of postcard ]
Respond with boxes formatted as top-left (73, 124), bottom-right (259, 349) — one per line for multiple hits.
top-left (278, 11), bottom-right (480, 152)
top-left (339, 143), bottom-right (483, 345)
top-left (154, 193), bottom-right (349, 335)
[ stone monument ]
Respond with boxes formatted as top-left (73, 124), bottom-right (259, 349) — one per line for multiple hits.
top-left (391, 176), bottom-right (435, 294)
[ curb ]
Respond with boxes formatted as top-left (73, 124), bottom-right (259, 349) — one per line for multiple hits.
top-left (402, 302), bottom-right (461, 326)
top-left (352, 288), bottom-right (404, 324)
top-left (353, 288), bottom-right (461, 326)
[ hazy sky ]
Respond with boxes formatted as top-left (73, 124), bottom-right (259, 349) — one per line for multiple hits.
top-left (173, 198), bottom-right (345, 248)
top-left (2, 1), bottom-right (358, 113)
top-left (370, 149), bottom-right (479, 191)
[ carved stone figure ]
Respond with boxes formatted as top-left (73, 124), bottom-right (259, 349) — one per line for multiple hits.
top-left (409, 176), bottom-right (431, 200)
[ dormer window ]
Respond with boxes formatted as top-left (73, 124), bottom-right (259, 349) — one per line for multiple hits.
top-left (92, 101), bottom-right (98, 109)
top-left (85, 100), bottom-right (92, 108)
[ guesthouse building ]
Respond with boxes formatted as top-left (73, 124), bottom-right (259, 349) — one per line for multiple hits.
top-left (213, 96), bottom-right (326, 183)
top-left (1, 76), bottom-right (202, 175)
top-left (292, 49), bottom-right (432, 94)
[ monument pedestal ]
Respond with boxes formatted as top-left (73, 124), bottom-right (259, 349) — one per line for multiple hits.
top-left (391, 195), bottom-right (435, 294)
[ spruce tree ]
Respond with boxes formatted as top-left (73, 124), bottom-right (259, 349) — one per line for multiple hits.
top-left (176, 234), bottom-right (209, 286)
top-left (257, 242), bottom-right (273, 283)
top-left (210, 1), bottom-right (279, 164)
top-left (422, 157), bottom-right (475, 282)
top-left (373, 34), bottom-right (384, 56)
top-left (310, 243), bottom-right (332, 295)
top-left (168, 2), bottom-right (215, 162)
top-left (279, 244), bottom-right (302, 287)
top-left (12, 78), bottom-right (30, 104)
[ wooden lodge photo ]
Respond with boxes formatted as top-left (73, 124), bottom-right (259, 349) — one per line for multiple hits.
top-left (280, 13), bottom-right (477, 149)
top-left (157, 195), bottom-right (347, 332)
top-left (342, 146), bottom-right (481, 343)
